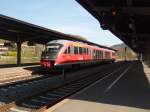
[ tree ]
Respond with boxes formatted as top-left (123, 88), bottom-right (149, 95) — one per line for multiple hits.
top-left (68, 34), bottom-right (87, 41)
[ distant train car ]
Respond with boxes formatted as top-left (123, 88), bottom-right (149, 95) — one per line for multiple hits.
top-left (40, 40), bottom-right (116, 69)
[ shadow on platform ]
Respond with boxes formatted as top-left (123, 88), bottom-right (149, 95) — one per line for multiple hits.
top-left (71, 61), bottom-right (150, 110)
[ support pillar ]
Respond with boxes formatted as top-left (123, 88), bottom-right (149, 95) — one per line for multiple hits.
top-left (144, 55), bottom-right (146, 64)
top-left (124, 47), bottom-right (127, 61)
top-left (140, 53), bottom-right (142, 61)
top-left (148, 55), bottom-right (150, 68)
top-left (146, 55), bottom-right (148, 65)
top-left (17, 42), bottom-right (21, 65)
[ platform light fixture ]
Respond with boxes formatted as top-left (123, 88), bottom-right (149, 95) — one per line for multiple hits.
top-left (8, 29), bottom-right (19, 33)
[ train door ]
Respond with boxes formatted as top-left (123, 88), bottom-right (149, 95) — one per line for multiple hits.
top-left (93, 49), bottom-right (96, 60)
top-left (63, 46), bottom-right (71, 62)
top-left (78, 47), bottom-right (84, 61)
top-left (100, 50), bottom-right (103, 60)
top-left (70, 45), bottom-right (74, 61)
top-left (73, 46), bottom-right (78, 61)
top-left (90, 49), bottom-right (93, 60)
top-left (84, 47), bottom-right (89, 61)
top-left (83, 47), bottom-right (86, 60)
top-left (103, 51), bottom-right (105, 60)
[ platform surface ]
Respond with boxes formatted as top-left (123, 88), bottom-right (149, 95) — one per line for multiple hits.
top-left (46, 61), bottom-right (150, 112)
top-left (0, 65), bottom-right (40, 83)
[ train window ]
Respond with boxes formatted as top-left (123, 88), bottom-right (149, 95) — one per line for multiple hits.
top-left (64, 49), bottom-right (67, 54)
top-left (98, 51), bottom-right (100, 59)
top-left (64, 46), bottom-right (71, 54)
top-left (74, 47), bottom-right (78, 54)
top-left (84, 48), bottom-right (86, 54)
top-left (100, 51), bottom-right (103, 58)
top-left (90, 49), bottom-right (92, 57)
top-left (96, 50), bottom-right (98, 59)
top-left (86, 48), bottom-right (88, 55)
top-left (93, 50), bottom-right (96, 59)
top-left (46, 44), bottom-right (62, 52)
top-left (70, 46), bottom-right (74, 54)
top-left (79, 47), bottom-right (82, 55)
top-left (68, 46), bottom-right (71, 54)
top-left (95, 50), bottom-right (97, 59)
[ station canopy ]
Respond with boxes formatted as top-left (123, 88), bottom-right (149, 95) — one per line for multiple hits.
top-left (76, 0), bottom-right (150, 53)
top-left (0, 14), bottom-right (115, 51)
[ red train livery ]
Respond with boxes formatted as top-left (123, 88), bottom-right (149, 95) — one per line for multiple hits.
top-left (41, 40), bottom-right (116, 69)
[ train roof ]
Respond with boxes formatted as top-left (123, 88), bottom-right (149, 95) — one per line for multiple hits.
top-left (47, 40), bottom-right (71, 44)
top-left (47, 39), bottom-right (116, 51)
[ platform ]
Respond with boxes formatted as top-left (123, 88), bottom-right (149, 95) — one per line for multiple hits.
top-left (0, 64), bottom-right (40, 84)
top-left (46, 61), bottom-right (150, 112)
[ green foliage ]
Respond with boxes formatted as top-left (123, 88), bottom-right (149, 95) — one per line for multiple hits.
top-left (7, 51), bottom-right (17, 56)
top-left (0, 43), bottom-right (44, 64)
top-left (116, 48), bottom-right (137, 60)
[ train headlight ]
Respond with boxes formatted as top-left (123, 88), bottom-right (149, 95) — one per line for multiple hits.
top-left (45, 56), bottom-right (49, 59)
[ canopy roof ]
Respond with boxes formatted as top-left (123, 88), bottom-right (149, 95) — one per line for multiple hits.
top-left (77, 0), bottom-right (150, 53)
top-left (0, 14), bottom-right (115, 51)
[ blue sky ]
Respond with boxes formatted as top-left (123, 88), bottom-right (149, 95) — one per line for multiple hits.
top-left (0, 0), bottom-right (122, 46)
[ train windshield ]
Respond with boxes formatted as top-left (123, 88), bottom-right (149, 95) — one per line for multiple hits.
top-left (41, 43), bottom-right (63, 60)
top-left (46, 44), bottom-right (62, 52)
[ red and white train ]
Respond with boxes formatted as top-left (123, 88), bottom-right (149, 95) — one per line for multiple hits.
top-left (41, 40), bottom-right (116, 69)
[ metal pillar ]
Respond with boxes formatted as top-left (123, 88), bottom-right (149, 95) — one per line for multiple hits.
top-left (139, 53), bottom-right (142, 61)
top-left (17, 42), bottom-right (21, 65)
top-left (124, 47), bottom-right (127, 61)
top-left (146, 55), bottom-right (148, 65)
top-left (143, 54), bottom-right (146, 63)
top-left (148, 55), bottom-right (150, 68)
top-left (16, 33), bottom-right (22, 65)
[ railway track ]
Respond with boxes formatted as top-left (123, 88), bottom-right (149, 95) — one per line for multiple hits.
top-left (0, 69), bottom-right (52, 88)
top-left (0, 63), bottom-right (104, 88)
top-left (0, 62), bottom-right (130, 112)
top-left (0, 63), bottom-right (113, 104)
top-left (0, 74), bottom-right (43, 87)
top-left (0, 70), bottom-right (64, 105)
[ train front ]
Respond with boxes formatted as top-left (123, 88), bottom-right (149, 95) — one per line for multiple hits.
top-left (40, 43), bottom-right (62, 69)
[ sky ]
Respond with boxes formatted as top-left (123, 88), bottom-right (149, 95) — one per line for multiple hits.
top-left (0, 0), bottom-right (123, 46)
